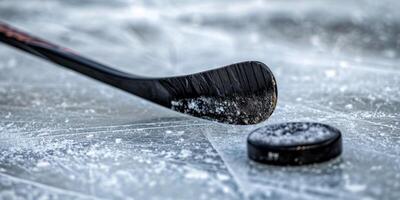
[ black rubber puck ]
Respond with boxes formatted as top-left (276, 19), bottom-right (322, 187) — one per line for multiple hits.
top-left (247, 122), bottom-right (342, 165)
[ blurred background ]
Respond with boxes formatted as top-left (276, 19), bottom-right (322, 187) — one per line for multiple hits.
top-left (0, 0), bottom-right (399, 199)
top-left (1, 0), bottom-right (400, 75)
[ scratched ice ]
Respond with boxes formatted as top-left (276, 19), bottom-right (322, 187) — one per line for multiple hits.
top-left (1, 0), bottom-right (400, 199)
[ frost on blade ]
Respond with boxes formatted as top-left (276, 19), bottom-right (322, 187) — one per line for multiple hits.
top-left (171, 91), bottom-right (277, 125)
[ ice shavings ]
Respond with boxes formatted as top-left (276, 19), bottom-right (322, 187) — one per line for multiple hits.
top-left (171, 91), bottom-right (276, 125)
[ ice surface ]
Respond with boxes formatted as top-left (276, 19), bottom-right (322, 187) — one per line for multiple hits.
top-left (1, 0), bottom-right (400, 199)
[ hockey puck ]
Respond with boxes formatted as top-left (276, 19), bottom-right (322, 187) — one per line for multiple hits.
top-left (247, 122), bottom-right (342, 165)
